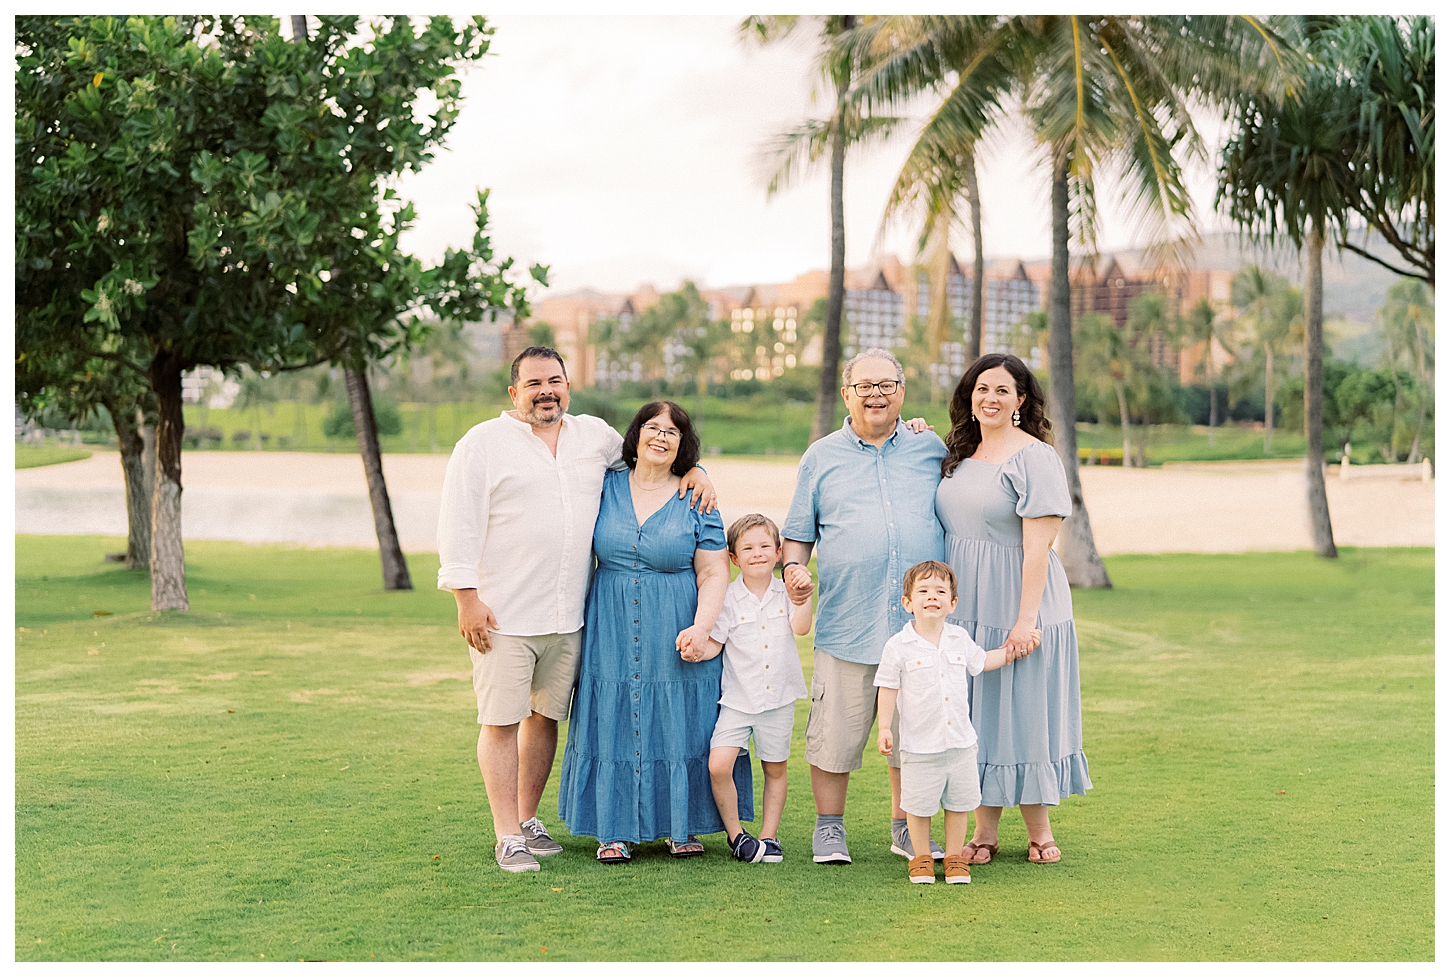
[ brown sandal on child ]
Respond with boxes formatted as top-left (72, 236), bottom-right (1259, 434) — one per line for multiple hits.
top-left (964, 841), bottom-right (998, 865)
top-left (1027, 840), bottom-right (1061, 864)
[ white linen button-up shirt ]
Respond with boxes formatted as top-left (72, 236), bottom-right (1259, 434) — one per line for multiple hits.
top-left (436, 410), bottom-right (623, 636)
top-left (873, 621), bottom-right (988, 754)
top-left (708, 576), bottom-right (808, 714)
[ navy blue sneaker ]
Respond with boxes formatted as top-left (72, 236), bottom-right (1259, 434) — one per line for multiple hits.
top-left (761, 837), bottom-right (783, 863)
top-left (729, 830), bottom-right (765, 864)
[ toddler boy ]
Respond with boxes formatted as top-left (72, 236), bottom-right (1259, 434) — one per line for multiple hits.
top-left (874, 560), bottom-right (1034, 884)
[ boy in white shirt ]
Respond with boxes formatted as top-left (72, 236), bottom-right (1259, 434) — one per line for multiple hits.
top-left (684, 514), bottom-right (813, 864)
top-left (874, 560), bottom-right (1036, 884)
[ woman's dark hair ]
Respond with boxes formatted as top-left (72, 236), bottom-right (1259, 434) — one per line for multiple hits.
top-left (622, 400), bottom-right (701, 477)
top-left (941, 353), bottom-right (1052, 478)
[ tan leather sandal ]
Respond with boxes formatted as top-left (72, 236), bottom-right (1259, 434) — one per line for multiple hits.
top-left (1027, 840), bottom-right (1061, 864)
top-left (964, 841), bottom-right (998, 865)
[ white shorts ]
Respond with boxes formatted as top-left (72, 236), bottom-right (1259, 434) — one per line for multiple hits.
top-left (710, 702), bottom-right (797, 763)
top-left (899, 745), bottom-right (981, 818)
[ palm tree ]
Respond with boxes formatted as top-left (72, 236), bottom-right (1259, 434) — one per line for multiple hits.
top-left (1021, 15), bottom-right (1297, 586)
top-left (1378, 279), bottom-right (1434, 462)
top-left (840, 15), bottom-right (1295, 585)
top-left (1076, 313), bottom-right (1141, 465)
top-left (745, 15), bottom-right (901, 443)
top-left (1232, 266), bottom-right (1300, 453)
top-left (1219, 33), bottom-right (1358, 558)
top-left (1181, 299), bottom-right (1236, 446)
top-left (845, 17), bottom-right (1019, 366)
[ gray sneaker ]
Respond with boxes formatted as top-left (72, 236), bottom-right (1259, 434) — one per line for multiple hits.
top-left (521, 817), bottom-right (563, 857)
top-left (495, 834), bottom-right (540, 873)
top-left (812, 822), bottom-right (851, 864)
top-left (890, 821), bottom-right (946, 861)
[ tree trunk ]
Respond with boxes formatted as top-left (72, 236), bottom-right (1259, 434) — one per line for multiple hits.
top-left (1115, 380), bottom-right (1132, 467)
top-left (810, 34), bottom-right (852, 445)
top-left (346, 366), bottom-right (413, 590)
top-left (1386, 364), bottom-right (1403, 462)
top-left (966, 146), bottom-right (984, 363)
top-left (1207, 352), bottom-right (1218, 447)
top-left (149, 352), bottom-right (190, 610)
top-left (1046, 150), bottom-right (1111, 588)
top-left (1303, 226), bottom-right (1337, 558)
top-left (110, 402), bottom-right (153, 570)
top-left (1263, 345), bottom-right (1275, 454)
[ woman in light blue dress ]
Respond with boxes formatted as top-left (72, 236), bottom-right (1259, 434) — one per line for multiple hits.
top-left (558, 401), bottom-right (750, 862)
top-left (935, 354), bottom-right (1091, 865)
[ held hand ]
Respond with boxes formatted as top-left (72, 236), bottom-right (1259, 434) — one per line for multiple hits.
top-left (783, 564), bottom-right (814, 603)
top-left (1004, 621), bottom-right (1038, 657)
top-left (679, 467), bottom-right (718, 514)
top-left (458, 597), bottom-right (499, 653)
top-left (676, 625), bottom-right (710, 662)
top-left (904, 416), bottom-right (934, 434)
top-left (878, 728), bottom-right (893, 756)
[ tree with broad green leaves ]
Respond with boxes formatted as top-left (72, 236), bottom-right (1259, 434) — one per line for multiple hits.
top-left (16, 15), bottom-right (543, 610)
top-left (16, 340), bottom-right (157, 569)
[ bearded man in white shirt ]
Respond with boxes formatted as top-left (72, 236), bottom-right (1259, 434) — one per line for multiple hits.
top-left (437, 346), bottom-right (716, 873)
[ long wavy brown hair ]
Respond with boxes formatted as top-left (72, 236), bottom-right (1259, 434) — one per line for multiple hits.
top-left (941, 353), bottom-right (1053, 478)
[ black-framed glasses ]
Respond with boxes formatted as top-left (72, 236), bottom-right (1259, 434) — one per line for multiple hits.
top-left (641, 423), bottom-right (681, 441)
top-left (849, 379), bottom-right (901, 397)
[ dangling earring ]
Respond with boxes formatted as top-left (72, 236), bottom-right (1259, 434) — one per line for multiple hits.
top-left (970, 411), bottom-right (977, 423)
top-left (1012, 409), bottom-right (1021, 427)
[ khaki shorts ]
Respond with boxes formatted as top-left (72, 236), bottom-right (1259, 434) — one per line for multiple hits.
top-left (804, 649), bottom-right (901, 773)
top-left (899, 746), bottom-right (982, 817)
top-left (468, 630), bottom-right (581, 726)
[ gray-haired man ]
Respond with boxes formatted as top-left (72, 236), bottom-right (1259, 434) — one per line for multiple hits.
top-left (782, 348), bottom-right (948, 865)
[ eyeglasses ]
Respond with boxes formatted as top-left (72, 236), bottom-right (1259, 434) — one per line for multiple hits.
top-left (849, 379), bottom-right (901, 397)
top-left (641, 423), bottom-right (681, 441)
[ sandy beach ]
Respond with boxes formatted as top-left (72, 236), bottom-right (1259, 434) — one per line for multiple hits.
top-left (15, 449), bottom-right (1433, 554)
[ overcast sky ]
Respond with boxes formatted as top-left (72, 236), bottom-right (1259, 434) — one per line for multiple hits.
top-left (394, 15), bottom-right (1230, 298)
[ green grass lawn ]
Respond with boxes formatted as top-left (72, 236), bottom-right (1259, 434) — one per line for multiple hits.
top-left (15, 445), bottom-right (95, 469)
top-left (1074, 422), bottom-right (1309, 465)
top-left (14, 538), bottom-right (1432, 961)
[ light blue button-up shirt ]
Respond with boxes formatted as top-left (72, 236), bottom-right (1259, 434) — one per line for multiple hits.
top-left (784, 418), bottom-right (947, 664)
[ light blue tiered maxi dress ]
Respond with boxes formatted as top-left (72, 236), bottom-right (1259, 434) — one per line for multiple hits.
top-left (935, 440), bottom-right (1092, 807)
top-left (558, 468), bottom-right (752, 845)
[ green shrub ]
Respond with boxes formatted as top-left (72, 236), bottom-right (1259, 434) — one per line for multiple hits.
top-left (323, 398), bottom-right (403, 439)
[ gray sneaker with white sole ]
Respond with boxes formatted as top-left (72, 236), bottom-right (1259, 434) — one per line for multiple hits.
top-left (812, 822), bottom-right (851, 864)
top-left (521, 817), bottom-right (563, 857)
top-left (495, 834), bottom-right (540, 873)
top-left (890, 821), bottom-right (946, 861)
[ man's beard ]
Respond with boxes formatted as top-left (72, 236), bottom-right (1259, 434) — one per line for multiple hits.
top-left (520, 394), bottom-right (563, 424)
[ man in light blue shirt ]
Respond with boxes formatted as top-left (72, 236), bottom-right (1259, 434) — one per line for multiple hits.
top-left (783, 348), bottom-right (947, 865)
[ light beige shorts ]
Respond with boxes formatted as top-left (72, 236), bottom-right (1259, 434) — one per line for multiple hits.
top-left (899, 746), bottom-right (981, 818)
top-left (804, 649), bottom-right (901, 773)
top-left (468, 630), bottom-right (581, 726)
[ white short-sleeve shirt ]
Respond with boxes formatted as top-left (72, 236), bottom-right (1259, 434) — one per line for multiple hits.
top-left (709, 576), bottom-right (808, 714)
top-left (435, 411), bottom-right (623, 636)
top-left (873, 621), bottom-right (988, 754)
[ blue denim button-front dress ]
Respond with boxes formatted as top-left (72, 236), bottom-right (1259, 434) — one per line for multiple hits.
top-left (559, 468), bottom-right (751, 844)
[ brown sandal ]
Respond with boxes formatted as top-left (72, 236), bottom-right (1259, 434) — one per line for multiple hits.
top-left (1027, 840), bottom-right (1061, 864)
top-left (964, 841), bottom-right (998, 865)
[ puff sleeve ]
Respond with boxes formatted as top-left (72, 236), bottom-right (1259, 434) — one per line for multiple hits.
top-left (1002, 441), bottom-right (1072, 519)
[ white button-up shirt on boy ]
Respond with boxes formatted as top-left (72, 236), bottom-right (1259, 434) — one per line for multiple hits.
top-left (873, 621), bottom-right (988, 754)
top-left (436, 410), bottom-right (623, 636)
top-left (709, 576), bottom-right (808, 714)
